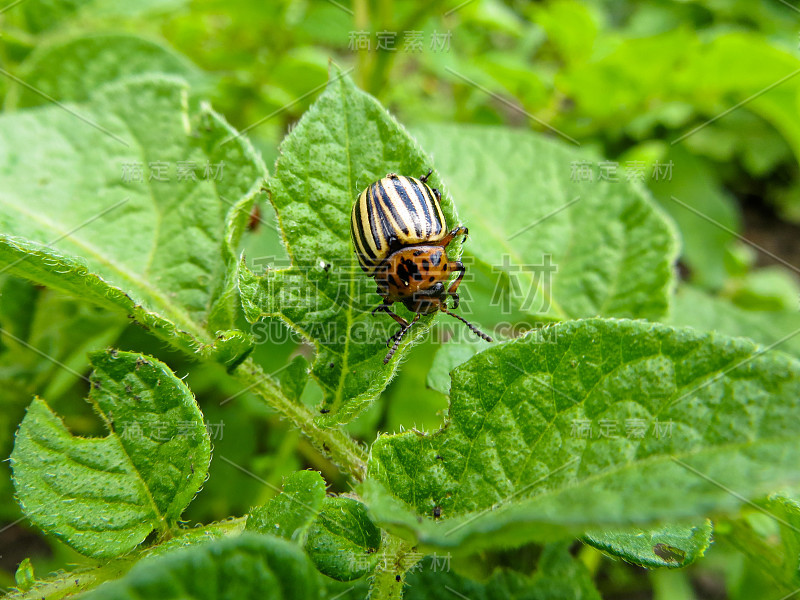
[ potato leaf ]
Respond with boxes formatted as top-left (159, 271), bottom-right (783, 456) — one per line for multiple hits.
top-left (11, 350), bottom-right (211, 558)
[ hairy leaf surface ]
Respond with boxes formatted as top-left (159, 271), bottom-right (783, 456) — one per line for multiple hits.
top-left (363, 319), bottom-right (800, 553)
top-left (11, 350), bottom-right (211, 558)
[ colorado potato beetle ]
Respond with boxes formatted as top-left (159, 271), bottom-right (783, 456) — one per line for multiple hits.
top-left (350, 170), bottom-right (492, 363)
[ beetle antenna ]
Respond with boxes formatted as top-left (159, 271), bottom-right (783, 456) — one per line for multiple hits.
top-left (384, 313), bottom-right (420, 363)
top-left (440, 306), bottom-right (493, 342)
top-left (420, 168), bottom-right (433, 183)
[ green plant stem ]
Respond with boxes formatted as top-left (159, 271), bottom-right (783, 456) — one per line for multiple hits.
top-left (368, 534), bottom-right (420, 600)
top-left (234, 357), bottom-right (368, 481)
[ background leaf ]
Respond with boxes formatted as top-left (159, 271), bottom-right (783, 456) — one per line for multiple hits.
top-left (669, 285), bottom-right (800, 361)
top-left (10, 349), bottom-right (211, 558)
top-left (404, 542), bottom-right (601, 600)
top-left (411, 123), bottom-right (679, 321)
top-left (584, 520), bottom-right (713, 569)
top-left (5, 32), bottom-right (205, 108)
top-left (0, 75), bottom-right (265, 356)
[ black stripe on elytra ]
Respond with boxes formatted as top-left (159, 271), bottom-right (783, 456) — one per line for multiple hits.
top-left (353, 194), bottom-right (377, 263)
top-left (392, 177), bottom-right (425, 237)
top-left (405, 177), bottom-right (436, 237)
top-left (350, 216), bottom-right (371, 271)
top-left (373, 180), bottom-right (411, 238)
top-left (366, 187), bottom-right (387, 258)
top-left (421, 183), bottom-right (443, 236)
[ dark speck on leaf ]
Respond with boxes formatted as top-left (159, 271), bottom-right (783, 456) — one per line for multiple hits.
top-left (329, 362), bottom-right (335, 368)
top-left (653, 543), bottom-right (685, 563)
top-left (320, 409), bottom-right (330, 414)
top-left (395, 575), bottom-right (401, 582)
top-left (433, 506), bottom-right (441, 518)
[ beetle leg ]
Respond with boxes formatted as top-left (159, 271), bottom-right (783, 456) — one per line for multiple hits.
top-left (447, 261), bottom-right (465, 302)
top-left (439, 226), bottom-right (469, 247)
top-left (372, 302), bottom-right (409, 327)
top-left (384, 312), bottom-right (421, 363)
top-left (372, 302), bottom-right (412, 346)
top-left (432, 187), bottom-right (441, 202)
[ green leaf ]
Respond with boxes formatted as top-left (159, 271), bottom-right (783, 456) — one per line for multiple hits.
top-left (0, 75), bottom-right (266, 358)
top-left (239, 66), bottom-right (463, 424)
top-left (304, 496), bottom-right (382, 581)
top-left (6, 33), bottom-right (204, 108)
top-left (246, 470), bottom-right (326, 543)
top-left (669, 286), bottom-right (800, 361)
top-left (245, 470), bottom-right (380, 581)
top-left (405, 543), bottom-right (601, 600)
top-left (410, 123), bottom-right (679, 321)
top-left (427, 338), bottom-right (492, 396)
top-left (643, 145), bottom-right (740, 290)
top-left (363, 318), bottom-right (800, 554)
top-left (584, 520), bottom-right (713, 569)
top-left (10, 349), bottom-right (211, 558)
top-left (277, 355), bottom-right (310, 404)
top-left (14, 558), bottom-right (35, 592)
top-left (21, 0), bottom-right (188, 33)
top-left (80, 533), bottom-right (319, 600)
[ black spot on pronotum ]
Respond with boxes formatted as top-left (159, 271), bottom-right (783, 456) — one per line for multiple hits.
top-left (421, 259), bottom-right (430, 271)
top-left (430, 251), bottom-right (442, 266)
top-left (429, 276), bottom-right (435, 282)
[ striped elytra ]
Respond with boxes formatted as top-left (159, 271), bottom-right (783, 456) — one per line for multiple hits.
top-left (351, 170), bottom-right (493, 363)
top-left (350, 173), bottom-right (447, 274)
